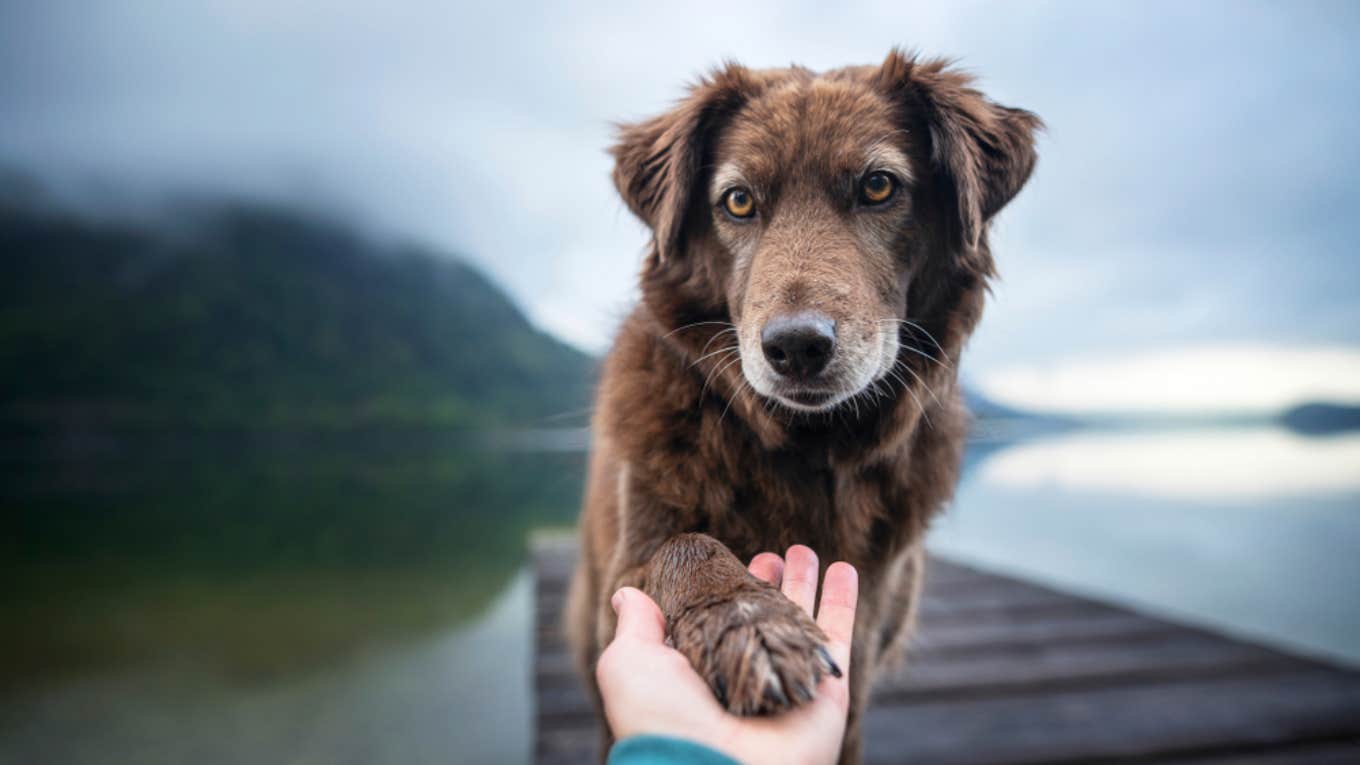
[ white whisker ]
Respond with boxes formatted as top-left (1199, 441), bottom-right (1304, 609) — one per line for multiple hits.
top-left (875, 319), bottom-right (949, 368)
top-left (890, 359), bottom-right (936, 429)
top-left (698, 350), bottom-right (739, 401)
top-left (718, 380), bottom-right (742, 426)
top-left (900, 318), bottom-right (947, 360)
top-left (691, 340), bottom-right (739, 368)
top-left (694, 327), bottom-right (738, 360)
top-left (661, 320), bottom-right (735, 341)
top-left (702, 352), bottom-right (745, 405)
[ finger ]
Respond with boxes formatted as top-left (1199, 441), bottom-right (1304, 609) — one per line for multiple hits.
top-left (748, 552), bottom-right (785, 586)
top-left (816, 562), bottom-right (858, 666)
top-left (782, 544), bottom-right (819, 616)
top-left (610, 587), bottom-right (666, 644)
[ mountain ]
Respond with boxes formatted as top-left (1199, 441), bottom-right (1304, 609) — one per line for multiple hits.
top-left (0, 196), bottom-right (596, 431)
top-left (963, 387), bottom-right (1031, 421)
top-left (964, 386), bottom-right (1075, 437)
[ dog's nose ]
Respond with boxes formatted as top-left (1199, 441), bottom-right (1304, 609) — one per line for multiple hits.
top-left (761, 313), bottom-right (836, 379)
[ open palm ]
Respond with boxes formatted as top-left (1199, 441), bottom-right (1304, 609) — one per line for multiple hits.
top-left (596, 546), bottom-right (858, 765)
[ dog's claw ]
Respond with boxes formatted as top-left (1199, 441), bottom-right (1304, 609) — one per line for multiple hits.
top-left (763, 678), bottom-right (789, 709)
top-left (794, 681), bottom-right (814, 702)
top-left (714, 675), bottom-right (727, 707)
top-left (816, 645), bottom-right (842, 678)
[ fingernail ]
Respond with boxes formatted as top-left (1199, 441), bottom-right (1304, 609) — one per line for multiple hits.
top-left (610, 589), bottom-right (626, 613)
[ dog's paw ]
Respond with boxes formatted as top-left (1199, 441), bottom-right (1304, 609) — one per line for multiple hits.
top-left (669, 584), bottom-right (840, 716)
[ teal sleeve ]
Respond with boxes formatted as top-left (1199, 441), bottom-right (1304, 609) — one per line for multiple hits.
top-left (606, 735), bottom-right (742, 765)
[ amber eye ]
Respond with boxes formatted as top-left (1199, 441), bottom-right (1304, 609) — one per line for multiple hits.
top-left (723, 187), bottom-right (756, 219)
top-left (860, 172), bottom-right (896, 205)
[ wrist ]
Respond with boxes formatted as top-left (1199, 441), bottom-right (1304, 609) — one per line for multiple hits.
top-left (708, 715), bottom-right (751, 765)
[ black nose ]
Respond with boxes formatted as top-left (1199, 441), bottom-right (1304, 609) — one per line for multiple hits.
top-left (761, 313), bottom-right (836, 379)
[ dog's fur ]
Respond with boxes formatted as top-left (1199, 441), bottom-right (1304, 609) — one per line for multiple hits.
top-left (567, 49), bottom-right (1040, 763)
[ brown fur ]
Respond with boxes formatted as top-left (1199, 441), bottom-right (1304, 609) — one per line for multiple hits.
top-left (567, 49), bottom-right (1040, 764)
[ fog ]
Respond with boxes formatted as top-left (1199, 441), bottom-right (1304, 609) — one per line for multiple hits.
top-left (3, 0), bottom-right (1357, 408)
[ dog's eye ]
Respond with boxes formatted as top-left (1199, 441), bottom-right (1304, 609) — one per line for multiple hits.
top-left (723, 188), bottom-right (756, 219)
top-left (860, 172), bottom-right (896, 205)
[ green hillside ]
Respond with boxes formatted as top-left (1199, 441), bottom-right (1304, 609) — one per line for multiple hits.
top-left (0, 197), bottom-right (595, 431)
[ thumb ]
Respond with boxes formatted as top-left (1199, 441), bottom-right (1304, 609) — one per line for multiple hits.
top-left (611, 587), bottom-right (667, 644)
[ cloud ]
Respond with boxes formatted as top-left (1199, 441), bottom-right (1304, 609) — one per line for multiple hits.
top-left (977, 344), bottom-right (1360, 415)
top-left (1, 1), bottom-right (1357, 367)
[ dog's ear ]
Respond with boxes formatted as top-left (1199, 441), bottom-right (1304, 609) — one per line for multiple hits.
top-left (611, 63), bottom-right (755, 262)
top-left (875, 49), bottom-right (1042, 254)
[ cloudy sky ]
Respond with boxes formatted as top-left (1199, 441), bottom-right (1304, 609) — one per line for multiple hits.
top-left (2, 1), bottom-right (1358, 414)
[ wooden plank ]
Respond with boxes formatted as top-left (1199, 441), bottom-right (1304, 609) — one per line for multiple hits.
top-left (862, 670), bottom-right (1360, 765)
top-left (536, 679), bottom-right (596, 723)
top-left (877, 633), bottom-right (1305, 701)
top-left (924, 558), bottom-right (1000, 586)
top-left (532, 535), bottom-right (578, 583)
top-left (919, 584), bottom-right (1082, 619)
top-left (1150, 738), bottom-right (1360, 764)
top-left (535, 726), bottom-right (602, 765)
top-left (911, 611), bottom-right (1183, 655)
top-left (536, 650), bottom-right (575, 681)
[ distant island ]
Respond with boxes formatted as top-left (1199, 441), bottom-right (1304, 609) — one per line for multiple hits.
top-left (1281, 402), bottom-right (1360, 435)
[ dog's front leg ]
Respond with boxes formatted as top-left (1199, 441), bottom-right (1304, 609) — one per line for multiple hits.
top-left (639, 533), bottom-right (841, 716)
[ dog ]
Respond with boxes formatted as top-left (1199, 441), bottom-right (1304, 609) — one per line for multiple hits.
top-left (567, 49), bottom-right (1040, 763)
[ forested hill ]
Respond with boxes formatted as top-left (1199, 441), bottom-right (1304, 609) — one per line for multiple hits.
top-left (0, 197), bottom-right (596, 430)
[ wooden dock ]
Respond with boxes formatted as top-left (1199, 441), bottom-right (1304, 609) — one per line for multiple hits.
top-left (532, 537), bottom-right (1360, 764)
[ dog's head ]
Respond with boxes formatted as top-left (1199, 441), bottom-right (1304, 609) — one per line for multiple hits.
top-left (613, 50), bottom-right (1040, 414)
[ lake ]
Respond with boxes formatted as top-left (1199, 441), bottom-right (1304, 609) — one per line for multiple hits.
top-left (3, 425), bottom-right (1357, 764)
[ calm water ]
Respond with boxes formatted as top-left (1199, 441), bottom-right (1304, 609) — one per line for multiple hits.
top-left (2, 433), bottom-right (584, 765)
top-left (3, 426), bottom-right (1358, 764)
top-left (937, 426), bottom-right (1360, 665)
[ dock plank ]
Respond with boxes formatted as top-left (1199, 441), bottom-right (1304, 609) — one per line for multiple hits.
top-left (863, 670), bottom-right (1360, 765)
top-left (532, 539), bottom-right (1360, 764)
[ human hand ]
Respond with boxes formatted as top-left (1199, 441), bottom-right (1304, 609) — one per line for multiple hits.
top-left (595, 546), bottom-right (858, 765)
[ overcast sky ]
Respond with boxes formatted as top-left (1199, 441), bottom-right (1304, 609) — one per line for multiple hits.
top-left (2, 1), bottom-right (1358, 412)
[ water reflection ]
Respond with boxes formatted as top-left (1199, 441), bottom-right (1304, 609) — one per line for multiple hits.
top-left (2, 573), bottom-right (535, 764)
top-left (1, 435), bottom-right (583, 764)
top-left (978, 427), bottom-right (1360, 500)
top-left (932, 426), bottom-right (1360, 665)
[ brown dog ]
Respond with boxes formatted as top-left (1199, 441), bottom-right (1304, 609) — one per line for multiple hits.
top-left (567, 49), bottom-right (1040, 763)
